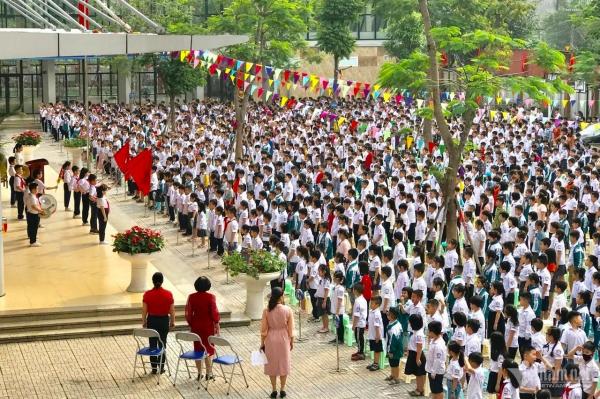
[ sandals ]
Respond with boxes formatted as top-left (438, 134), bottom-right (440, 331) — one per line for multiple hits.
top-left (389, 379), bottom-right (401, 385)
top-left (384, 375), bottom-right (394, 381)
top-left (409, 390), bottom-right (424, 397)
top-left (317, 328), bottom-right (329, 334)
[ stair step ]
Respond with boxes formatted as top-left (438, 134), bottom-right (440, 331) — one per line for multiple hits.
top-left (0, 314), bottom-right (251, 343)
top-left (0, 304), bottom-right (231, 322)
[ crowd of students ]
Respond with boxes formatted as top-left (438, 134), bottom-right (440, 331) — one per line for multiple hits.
top-left (38, 96), bottom-right (600, 398)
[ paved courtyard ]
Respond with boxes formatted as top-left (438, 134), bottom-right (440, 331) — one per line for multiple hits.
top-left (0, 320), bottom-right (412, 399)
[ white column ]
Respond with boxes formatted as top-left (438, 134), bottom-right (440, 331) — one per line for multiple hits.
top-left (190, 86), bottom-right (205, 101)
top-left (0, 184), bottom-right (5, 297)
top-left (42, 60), bottom-right (56, 104)
top-left (117, 70), bottom-right (131, 104)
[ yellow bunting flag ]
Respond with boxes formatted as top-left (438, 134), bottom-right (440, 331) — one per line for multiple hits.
top-left (268, 79), bottom-right (274, 87)
top-left (406, 136), bottom-right (414, 148)
top-left (502, 112), bottom-right (509, 120)
top-left (562, 99), bottom-right (568, 108)
top-left (244, 73), bottom-right (250, 81)
top-left (383, 92), bottom-right (392, 102)
top-left (179, 51), bottom-right (188, 62)
top-left (581, 122), bottom-right (589, 130)
top-left (230, 75), bottom-right (235, 83)
top-left (225, 68), bottom-right (231, 75)
top-left (286, 82), bottom-right (292, 90)
top-left (496, 97), bottom-right (502, 104)
top-left (280, 96), bottom-right (288, 107)
top-left (245, 63), bottom-right (253, 72)
top-left (416, 99), bottom-right (424, 108)
top-left (490, 110), bottom-right (497, 119)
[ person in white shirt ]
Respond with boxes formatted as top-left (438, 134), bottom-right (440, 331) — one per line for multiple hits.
top-left (518, 346), bottom-right (543, 399)
top-left (330, 271), bottom-right (346, 344)
top-left (425, 320), bottom-right (447, 399)
top-left (517, 292), bottom-right (537, 359)
top-left (405, 314), bottom-right (426, 395)
top-left (465, 319), bottom-right (482, 358)
top-left (380, 266), bottom-right (396, 333)
top-left (566, 341), bottom-right (598, 399)
top-left (464, 351), bottom-right (486, 399)
top-left (367, 296), bottom-right (385, 371)
top-left (351, 283), bottom-right (368, 361)
top-left (499, 359), bottom-right (521, 399)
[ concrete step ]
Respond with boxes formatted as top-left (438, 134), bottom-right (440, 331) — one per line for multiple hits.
top-left (0, 304), bottom-right (250, 342)
top-left (0, 313), bottom-right (250, 343)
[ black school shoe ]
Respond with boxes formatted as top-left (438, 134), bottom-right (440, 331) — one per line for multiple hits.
top-left (280, 391), bottom-right (287, 398)
top-left (270, 392), bottom-right (277, 398)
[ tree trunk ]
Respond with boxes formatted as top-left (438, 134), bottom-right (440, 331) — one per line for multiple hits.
top-left (333, 55), bottom-right (339, 99)
top-left (422, 116), bottom-right (432, 144)
top-left (234, 89), bottom-right (248, 161)
top-left (444, 150), bottom-right (460, 241)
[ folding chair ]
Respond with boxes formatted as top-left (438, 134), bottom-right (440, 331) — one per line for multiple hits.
top-left (205, 336), bottom-right (249, 396)
top-left (173, 332), bottom-right (206, 387)
top-left (131, 328), bottom-right (171, 385)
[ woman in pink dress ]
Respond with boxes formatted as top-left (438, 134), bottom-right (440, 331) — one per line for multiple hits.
top-left (260, 287), bottom-right (294, 399)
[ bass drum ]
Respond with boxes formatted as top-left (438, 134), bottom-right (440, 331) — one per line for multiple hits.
top-left (39, 194), bottom-right (58, 219)
top-left (22, 165), bottom-right (30, 179)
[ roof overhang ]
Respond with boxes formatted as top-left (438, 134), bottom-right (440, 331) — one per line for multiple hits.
top-left (0, 29), bottom-right (248, 60)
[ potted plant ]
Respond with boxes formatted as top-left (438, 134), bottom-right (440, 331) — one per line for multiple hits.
top-left (13, 130), bottom-right (42, 160)
top-left (63, 137), bottom-right (88, 167)
top-left (113, 226), bottom-right (165, 292)
top-left (222, 250), bottom-right (286, 320)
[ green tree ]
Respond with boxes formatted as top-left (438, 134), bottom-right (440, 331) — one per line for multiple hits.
top-left (378, 0), bottom-right (571, 241)
top-left (315, 0), bottom-right (364, 96)
top-left (208, 0), bottom-right (312, 160)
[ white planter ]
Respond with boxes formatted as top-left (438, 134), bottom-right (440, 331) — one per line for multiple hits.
top-left (66, 147), bottom-right (85, 168)
top-left (22, 145), bottom-right (39, 161)
top-left (118, 252), bottom-right (155, 293)
top-left (240, 272), bottom-right (281, 320)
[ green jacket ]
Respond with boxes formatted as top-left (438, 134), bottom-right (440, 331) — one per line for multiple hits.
top-left (386, 320), bottom-right (404, 359)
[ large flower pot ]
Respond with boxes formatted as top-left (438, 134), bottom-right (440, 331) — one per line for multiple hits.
top-left (240, 272), bottom-right (281, 320)
top-left (118, 252), bottom-right (155, 293)
top-left (22, 145), bottom-right (39, 161)
top-left (66, 147), bottom-right (85, 167)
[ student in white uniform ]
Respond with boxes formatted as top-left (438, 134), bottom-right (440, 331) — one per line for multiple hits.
top-left (499, 359), bottom-right (521, 399)
top-left (425, 320), bottom-right (447, 399)
top-left (60, 161), bottom-right (73, 211)
top-left (24, 182), bottom-right (44, 247)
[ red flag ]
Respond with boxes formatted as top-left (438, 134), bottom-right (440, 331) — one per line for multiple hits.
top-left (521, 52), bottom-right (528, 73)
top-left (568, 53), bottom-right (576, 73)
top-left (78, 0), bottom-right (90, 29)
top-left (232, 177), bottom-right (240, 194)
top-left (440, 52), bottom-right (448, 67)
top-left (257, 87), bottom-right (264, 98)
top-left (127, 149), bottom-right (153, 195)
top-left (114, 141), bottom-right (131, 178)
top-left (428, 141), bottom-right (436, 154)
top-left (364, 152), bottom-right (374, 170)
top-left (350, 120), bottom-right (359, 132)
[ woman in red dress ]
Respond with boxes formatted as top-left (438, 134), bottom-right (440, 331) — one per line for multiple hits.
top-left (185, 276), bottom-right (220, 380)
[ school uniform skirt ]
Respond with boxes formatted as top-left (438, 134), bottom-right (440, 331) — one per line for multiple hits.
top-left (315, 297), bottom-right (331, 318)
top-left (487, 310), bottom-right (506, 338)
top-left (404, 350), bottom-right (426, 376)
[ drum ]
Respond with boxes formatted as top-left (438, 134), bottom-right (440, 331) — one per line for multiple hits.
top-left (22, 165), bottom-right (30, 179)
top-left (39, 194), bottom-right (58, 219)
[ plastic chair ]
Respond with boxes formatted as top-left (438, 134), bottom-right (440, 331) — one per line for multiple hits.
top-left (206, 336), bottom-right (249, 396)
top-left (132, 328), bottom-right (171, 385)
top-left (173, 332), bottom-right (206, 387)
top-left (513, 289), bottom-right (519, 307)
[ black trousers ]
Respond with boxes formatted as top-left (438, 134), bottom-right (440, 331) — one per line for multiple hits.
top-left (98, 210), bottom-right (109, 242)
top-left (335, 315), bottom-right (345, 343)
top-left (518, 337), bottom-right (531, 360)
top-left (16, 191), bottom-right (24, 219)
top-left (168, 205), bottom-right (175, 221)
top-left (90, 202), bottom-right (98, 231)
top-left (308, 288), bottom-right (318, 319)
top-left (354, 327), bottom-right (365, 354)
top-left (74, 192), bottom-right (81, 216)
top-left (63, 183), bottom-right (71, 208)
top-left (82, 194), bottom-right (90, 223)
top-left (26, 211), bottom-right (40, 244)
top-left (146, 315), bottom-right (169, 371)
top-left (9, 176), bottom-right (15, 205)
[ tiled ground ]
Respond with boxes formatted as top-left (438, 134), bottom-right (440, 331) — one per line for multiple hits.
top-left (0, 321), bottom-right (413, 399)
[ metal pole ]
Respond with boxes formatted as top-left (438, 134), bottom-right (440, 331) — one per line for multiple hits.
top-left (20, 0), bottom-right (69, 29)
top-left (51, 0), bottom-right (104, 30)
top-left (110, 0), bottom-right (165, 33)
top-left (83, 57), bottom-right (90, 170)
top-left (90, 0), bottom-right (132, 31)
top-left (44, 0), bottom-right (87, 30)
top-left (7, 0), bottom-right (54, 28)
top-left (0, 0), bottom-right (44, 28)
top-left (0, 183), bottom-right (5, 297)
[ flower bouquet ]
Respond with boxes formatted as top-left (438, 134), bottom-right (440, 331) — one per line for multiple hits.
top-left (222, 249), bottom-right (286, 279)
top-left (14, 130), bottom-right (42, 146)
top-left (112, 226), bottom-right (165, 255)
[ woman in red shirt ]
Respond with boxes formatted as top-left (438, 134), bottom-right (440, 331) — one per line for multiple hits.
top-left (185, 276), bottom-right (220, 380)
top-left (142, 272), bottom-right (175, 374)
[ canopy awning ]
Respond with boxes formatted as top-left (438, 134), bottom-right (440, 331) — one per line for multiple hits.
top-left (0, 29), bottom-right (248, 60)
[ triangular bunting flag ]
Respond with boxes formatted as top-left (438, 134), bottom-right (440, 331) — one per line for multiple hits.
top-left (266, 91), bottom-right (273, 101)
top-left (255, 64), bottom-right (262, 75)
top-left (383, 92), bottom-right (392, 102)
top-left (257, 87), bottom-right (264, 98)
top-left (562, 99), bottom-right (569, 108)
top-left (245, 62), bottom-right (253, 72)
top-left (250, 85), bottom-right (258, 96)
top-left (589, 100), bottom-right (596, 108)
top-left (280, 96), bottom-right (288, 107)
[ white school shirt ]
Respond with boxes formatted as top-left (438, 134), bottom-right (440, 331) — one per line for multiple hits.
top-left (517, 306), bottom-right (536, 339)
top-left (407, 327), bottom-right (425, 351)
top-left (367, 309), bottom-right (384, 341)
top-left (295, 260), bottom-right (307, 285)
top-left (452, 297), bottom-right (469, 316)
top-left (537, 267), bottom-right (551, 297)
top-left (489, 295), bottom-right (504, 312)
top-left (446, 358), bottom-right (464, 381)
top-left (411, 276), bottom-right (427, 293)
top-left (466, 366), bottom-right (486, 399)
top-left (500, 379), bottom-right (519, 399)
top-left (315, 277), bottom-right (330, 298)
top-left (381, 279), bottom-right (396, 312)
top-left (394, 271), bottom-right (409, 299)
top-left (505, 319), bottom-right (518, 348)
top-left (444, 249), bottom-right (459, 271)
top-left (531, 331), bottom-right (546, 351)
top-left (518, 362), bottom-right (542, 391)
top-left (465, 333), bottom-right (481, 358)
top-left (469, 309), bottom-right (486, 342)
top-left (560, 326), bottom-right (587, 355)
top-left (330, 284), bottom-right (345, 315)
top-left (518, 264), bottom-right (533, 283)
top-left (425, 336), bottom-right (447, 376)
top-left (453, 326), bottom-right (466, 345)
top-left (352, 296), bottom-right (368, 328)
top-left (574, 356), bottom-right (600, 394)
top-left (464, 259), bottom-right (476, 284)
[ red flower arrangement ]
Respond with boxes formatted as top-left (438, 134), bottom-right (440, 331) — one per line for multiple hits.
top-left (112, 226), bottom-right (165, 255)
top-left (14, 130), bottom-right (42, 146)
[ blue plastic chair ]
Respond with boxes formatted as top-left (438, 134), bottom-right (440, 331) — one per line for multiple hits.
top-left (206, 336), bottom-right (249, 396)
top-left (173, 332), bottom-right (206, 387)
top-left (131, 328), bottom-right (171, 385)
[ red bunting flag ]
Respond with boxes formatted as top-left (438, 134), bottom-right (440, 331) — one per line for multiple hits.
top-left (350, 120), bottom-right (358, 132)
top-left (236, 78), bottom-right (244, 90)
top-left (255, 64), bottom-right (262, 75)
top-left (428, 141), bottom-right (437, 154)
top-left (521, 52), bottom-right (528, 73)
top-left (441, 51), bottom-right (448, 67)
top-left (127, 149), bottom-right (153, 195)
top-left (113, 140), bottom-right (131, 178)
top-left (257, 87), bottom-right (264, 98)
top-left (215, 54), bottom-right (224, 65)
top-left (568, 53), bottom-right (576, 73)
top-left (353, 86), bottom-right (360, 96)
top-left (322, 79), bottom-right (329, 90)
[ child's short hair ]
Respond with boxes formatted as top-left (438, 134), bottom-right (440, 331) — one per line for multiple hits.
top-left (555, 280), bottom-right (567, 292)
top-left (432, 277), bottom-right (445, 289)
top-left (397, 259), bottom-right (409, 270)
top-left (527, 273), bottom-right (540, 285)
top-left (568, 310), bottom-right (581, 322)
top-left (402, 286), bottom-right (413, 297)
top-left (520, 292), bottom-right (531, 302)
top-left (371, 296), bottom-right (382, 306)
top-left (453, 311), bottom-right (467, 327)
top-left (333, 270), bottom-right (345, 284)
top-left (412, 289), bottom-right (424, 299)
top-left (466, 318), bottom-right (480, 333)
top-left (468, 352), bottom-right (484, 367)
top-left (564, 363), bottom-right (580, 380)
top-left (499, 261), bottom-right (512, 272)
top-left (414, 263), bottom-right (425, 274)
top-left (453, 264), bottom-right (464, 275)
top-left (428, 298), bottom-right (439, 309)
top-left (408, 313), bottom-right (424, 331)
top-left (352, 282), bottom-right (364, 294)
top-left (536, 390), bottom-right (551, 399)
top-left (469, 295), bottom-right (483, 309)
top-left (531, 318), bottom-right (543, 333)
top-left (428, 321), bottom-right (443, 335)
top-left (381, 266), bottom-right (392, 279)
top-left (452, 284), bottom-right (466, 295)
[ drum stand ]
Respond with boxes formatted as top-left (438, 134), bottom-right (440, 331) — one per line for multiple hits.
top-left (295, 298), bottom-right (308, 343)
top-left (329, 316), bottom-right (348, 374)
